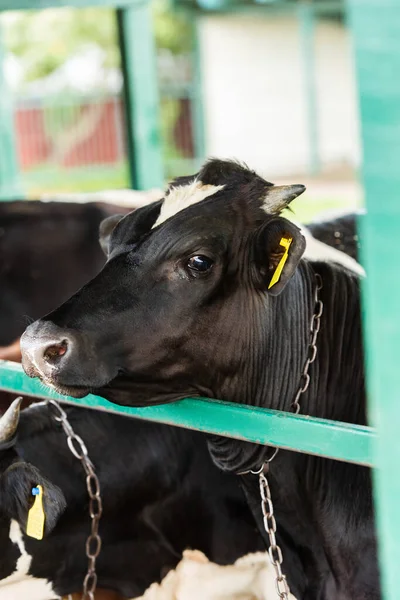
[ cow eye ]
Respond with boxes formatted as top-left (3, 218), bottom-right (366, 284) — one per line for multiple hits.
top-left (187, 255), bottom-right (214, 274)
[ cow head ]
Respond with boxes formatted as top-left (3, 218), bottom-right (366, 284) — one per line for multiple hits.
top-left (21, 160), bottom-right (306, 410)
top-left (0, 398), bottom-right (66, 536)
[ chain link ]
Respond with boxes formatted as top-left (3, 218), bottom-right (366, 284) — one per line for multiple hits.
top-left (46, 400), bottom-right (102, 600)
top-left (259, 472), bottom-right (290, 599)
top-left (254, 273), bottom-right (323, 600)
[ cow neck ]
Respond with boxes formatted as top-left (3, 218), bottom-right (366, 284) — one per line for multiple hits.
top-left (207, 264), bottom-right (318, 474)
top-left (236, 274), bottom-right (324, 600)
top-left (303, 260), bottom-right (366, 425)
top-left (237, 259), bottom-right (365, 423)
top-left (208, 259), bottom-right (365, 474)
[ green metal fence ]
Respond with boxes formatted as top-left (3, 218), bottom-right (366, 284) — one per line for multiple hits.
top-left (0, 0), bottom-right (399, 599)
top-left (347, 2), bottom-right (400, 598)
top-left (0, 0), bottom-right (164, 195)
top-left (0, 361), bottom-right (375, 466)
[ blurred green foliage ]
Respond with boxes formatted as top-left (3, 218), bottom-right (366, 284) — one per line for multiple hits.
top-left (2, 1), bottom-right (192, 83)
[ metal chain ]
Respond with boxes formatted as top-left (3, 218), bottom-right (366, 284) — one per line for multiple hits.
top-left (254, 273), bottom-right (323, 600)
top-left (291, 273), bottom-right (323, 416)
top-left (46, 399), bottom-right (103, 600)
top-left (259, 471), bottom-right (291, 599)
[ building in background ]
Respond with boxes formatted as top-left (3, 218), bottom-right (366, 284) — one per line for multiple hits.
top-left (0, 0), bottom-right (362, 213)
top-left (198, 10), bottom-right (361, 179)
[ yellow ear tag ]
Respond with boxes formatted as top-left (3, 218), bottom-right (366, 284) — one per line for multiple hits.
top-left (268, 236), bottom-right (293, 289)
top-left (26, 485), bottom-right (45, 540)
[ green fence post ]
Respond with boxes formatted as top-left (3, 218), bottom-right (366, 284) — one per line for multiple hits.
top-left (298, 0), bottom-right (320, 176)
top-left (191, 21), bottom-right (206, 168)
top-left (117, 3), bottom-right (164, 190)
top-left (0, 25), bottom-right (22, 200)
top-left (347, 1), bottom-right (400, 598)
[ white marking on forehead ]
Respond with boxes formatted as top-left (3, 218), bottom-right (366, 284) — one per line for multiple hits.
top-left (152, 180), bottom-right (224, 229)
top-left (0, 520), bottom-right (57, 599)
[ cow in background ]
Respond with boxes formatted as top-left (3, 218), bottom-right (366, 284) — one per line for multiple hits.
top-left (0, 201), bottom-right (133, 346)
top-left (0, 398), bottom-right (263, 599)
top-left (307, 210), bottom-right (363, 263)
top-left (0, 200), bottom-right (136, 413)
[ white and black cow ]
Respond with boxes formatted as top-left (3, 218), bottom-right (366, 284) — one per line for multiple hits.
top-left (21, 159), bottom-right (375, 599)
top-left (0, 397), bottom-right (263, 599)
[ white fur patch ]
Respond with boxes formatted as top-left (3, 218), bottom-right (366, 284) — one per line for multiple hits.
top-left (135, 549), bottom-right (297, 600)
top-left (300, 224), bottom-right (365, 277)
top-left (152, 180), bottom-right (224, 229)
top-left (0, 520), bottom-right (57, 600)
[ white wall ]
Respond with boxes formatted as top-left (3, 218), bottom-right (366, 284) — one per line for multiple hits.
top-left (314, 19), bottom-right (361, 169)
top-left (198, 13), bottom-right (361, 178)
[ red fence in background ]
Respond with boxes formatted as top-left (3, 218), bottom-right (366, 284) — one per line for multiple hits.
top-left (14, 95), bottom-right (195, 172)
top-left (14, 98), bottom-right (124, 170)
top-left (15, 103), bottom-right (50, 168)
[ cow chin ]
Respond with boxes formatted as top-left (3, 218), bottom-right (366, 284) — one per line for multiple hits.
top-left (97, 374), bottom-right (197, 408)
top-left (37, 374), bottom-right (92, 399)
top-left (50, 382), bottom-right (91, 399)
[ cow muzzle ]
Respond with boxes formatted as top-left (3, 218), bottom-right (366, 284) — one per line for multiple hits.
top-left (21, 320), bottom-right (116, 398)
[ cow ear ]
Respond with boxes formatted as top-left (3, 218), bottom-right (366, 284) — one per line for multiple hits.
top-left (99, 214), bottom-right (125, 256)
top-left (99, 201), bottom-right (163, 257)
top-left (0, 462), bottom-right (66, 535)
top-left (253, 217), bottom-right (306, 295)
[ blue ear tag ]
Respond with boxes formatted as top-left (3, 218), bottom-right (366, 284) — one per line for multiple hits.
top-left (26, 485), bottom-right (45, 540)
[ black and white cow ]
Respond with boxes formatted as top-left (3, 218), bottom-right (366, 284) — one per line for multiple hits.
top-left (21, 160), bottom-right (374, 599)
top-left (0, 397), bottom-right (263, 599)
top-left (0, 198), bottom-right (360, 416)
top-left (307, 210), bottom-right (363, 263)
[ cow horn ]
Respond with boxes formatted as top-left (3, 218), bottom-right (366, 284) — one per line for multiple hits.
top-left (263, 184), bottom-right (306, 214)
top-left (0, 397), bottom-right (23, 444)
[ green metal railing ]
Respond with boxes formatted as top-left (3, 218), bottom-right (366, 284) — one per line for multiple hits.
top-left (0, 361), bottom-right (375, 466)
top-left (348, 2), bottom-right (400, 599)
top-left (0, 27), bottom-right (22, 200)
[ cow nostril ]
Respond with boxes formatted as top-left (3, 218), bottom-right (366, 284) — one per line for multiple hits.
top-left (43, 340), bottom-right (68, 363)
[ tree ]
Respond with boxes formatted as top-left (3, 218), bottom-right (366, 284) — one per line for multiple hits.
top-left (1, 0), bottom-right (192, 83)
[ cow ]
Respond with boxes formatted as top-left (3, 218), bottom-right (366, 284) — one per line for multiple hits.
top-left (0, 397), bottom-right (264, 599)
top-left (19, 158), bottom-right (373, 600)
top-left (0, 200), bottom-right (132, 346)
top-left (307, 210), bottom-right (363, 263)
top-left (0, 197), bottom-right (359, 357)
top-left (0, 199), bottom-right (359, 422)
top-left (0, 197), bottom-right (359, 349)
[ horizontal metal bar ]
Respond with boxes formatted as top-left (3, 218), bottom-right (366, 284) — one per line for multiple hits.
top-left (0, 0), bottom-right (146, 10)
top-left (178, 0), bottom-right (343, 15)
top-left (0, 361), bottom-right (375, 466)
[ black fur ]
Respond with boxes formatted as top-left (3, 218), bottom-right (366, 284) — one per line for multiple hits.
top-left (307, 211), bottom-right (362, 262)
